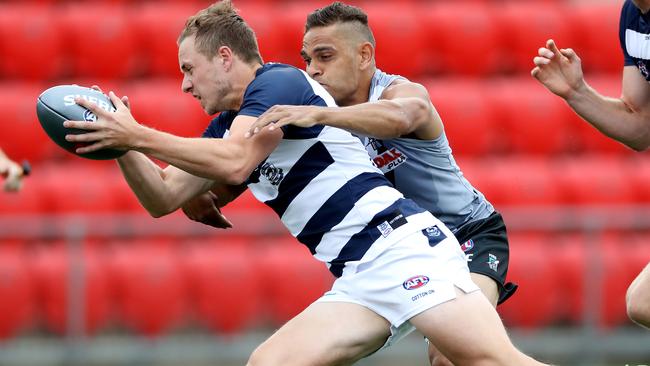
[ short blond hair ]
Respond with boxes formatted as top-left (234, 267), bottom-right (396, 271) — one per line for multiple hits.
top-left (178, 0), bottom-right (263, 65)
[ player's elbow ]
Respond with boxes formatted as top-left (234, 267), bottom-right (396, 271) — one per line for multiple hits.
top-left (397, 98), bottom-right (430, 136)
top-left (222, 163), bottom-right (251, 186)
top-left (145, 202), bottom-right (176, 218)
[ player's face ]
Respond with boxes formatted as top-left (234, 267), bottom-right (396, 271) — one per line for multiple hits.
top-left (179, 35), bottom-right (232, 115)
top-left (302, 25), bottom-right (362, 106)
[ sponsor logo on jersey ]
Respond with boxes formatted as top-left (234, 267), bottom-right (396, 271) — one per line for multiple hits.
top-left (403, 275), bottom-right (429, 290)
top-left (373, 147), bottom-right (406, 172)
top-left (460, 239), bottom-right (474, 252)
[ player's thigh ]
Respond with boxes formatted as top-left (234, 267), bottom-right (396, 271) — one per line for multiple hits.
top-left (471, 272), bottom-right (499, 306)
top-left (411, 289), bottom-right (538, 366)
top-left (247, 301), bottom-right (391, 366)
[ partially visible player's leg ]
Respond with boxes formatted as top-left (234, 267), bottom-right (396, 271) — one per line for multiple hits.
top-left (246, 301), bottom-right (390, 366)
top-left (412, 288), bottom-right (548, 366)
top-left (626, 261), bottom-right (650, 329)
top-left (428, 212), bottom-right (517, 366)
top-left (427, 273), bottom-right (499, 366)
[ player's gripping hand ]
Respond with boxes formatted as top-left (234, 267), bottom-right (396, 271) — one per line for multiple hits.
top-left (531, 39), bottom-right (586, 100)
top-left (182, 191), bottom-right (233, 229)
top-left (63, 91), bottom-right (143, 154)
top-left (246, 105), bottom-right (322, 138)
top-left (90, 85), bottom-right (131, 110)
top-left (0, 157), bottom-right (23, 192)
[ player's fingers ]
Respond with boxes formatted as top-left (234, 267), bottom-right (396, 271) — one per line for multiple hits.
top-left (108, 91), bottom-right (128, 111)
top-left (74, 97), bottom-right (111, 119)
top-left (538, 47), bottom-right (554, 58)
top-left (531, 67), bottom-right (541, 79)
top-left (63, 120), bottom-right (102, 130)
top-left (546, 39), bottom-right (561, 55)
top-left (122, 96), bottom-right (131, 110)
top-left (560, 48), bottom-right (578, 61)
top-left (91, 85), bottom-right (104, 93)
top-left (75, 140), bottom-right (111, 154)
top-left (267, 118), bottom-right (293, 131)
top-left (533, 56), bottom-right (551, 66)
top-left (65, 131), bottom-right (104, 142)
top-left (246, 116), bottom-right (275, 138)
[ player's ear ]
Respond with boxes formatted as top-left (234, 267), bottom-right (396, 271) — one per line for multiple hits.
top-left (359, 42), bottom-right (374, 71)
top-left (217, 46), bottom-right (234, 71)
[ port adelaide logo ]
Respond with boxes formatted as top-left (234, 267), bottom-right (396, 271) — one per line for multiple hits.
top-left (402, 275), bottom-right (430, 290)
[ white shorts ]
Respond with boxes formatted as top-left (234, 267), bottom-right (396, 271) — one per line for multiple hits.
top-left (316, 216), bottom-right (479, 348)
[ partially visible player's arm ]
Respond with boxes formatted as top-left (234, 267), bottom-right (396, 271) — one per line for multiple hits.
top-left (533, 40), bottom-right (650, 151)
top-left (133, 115), bottom-right (282, 185)
top-left (563, 66), bottom-right (650, 151)
top-left (248, 81), bottom-right (441, 140)
top-left (65, 92), bottom-right (283, 185)
top-left (117, 151), bottom-right (216, 217)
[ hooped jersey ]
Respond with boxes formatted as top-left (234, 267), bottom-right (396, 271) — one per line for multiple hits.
top-left (361, 69), bottom-right (494, 232)
top-left (621, 0), bottom-right (650, 81)
top-left (202, 64), bottom-right (432, 277)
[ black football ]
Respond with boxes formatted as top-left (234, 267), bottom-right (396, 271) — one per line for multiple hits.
top-left (36, 85), bottom-right (126, 160)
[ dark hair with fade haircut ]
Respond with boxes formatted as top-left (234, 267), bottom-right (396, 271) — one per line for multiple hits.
top-left (178, 0), bottom-right (263, 65)
top-left (305, 1), bottom-right (375, 46)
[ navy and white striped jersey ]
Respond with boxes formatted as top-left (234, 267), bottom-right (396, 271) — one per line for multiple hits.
top-left (621, 0), bottom-right (650, 81)
top-left (361, 69), bottom-right (494, 232)
top-left (203, 63), bottom-right (430, 277)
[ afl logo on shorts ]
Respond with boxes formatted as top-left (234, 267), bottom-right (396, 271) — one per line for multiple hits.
top-left (403, 275), bottom-right (429, 290)
top-left (460, 239), bottom-right (474, 252)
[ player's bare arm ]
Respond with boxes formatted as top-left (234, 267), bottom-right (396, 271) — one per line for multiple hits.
top-left (64, 91), bottom-right (284, 185)
top-left (117, 152), bottom-right (216, 218)
top-left (247, 81), bottom-right (441, 140)
top-left (533, 39), bottom-right (650, 151)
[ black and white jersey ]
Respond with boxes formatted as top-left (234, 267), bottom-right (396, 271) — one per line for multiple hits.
top-left (621, 0), bottom-right (650, 81)
top-left (203, 63), bottom-right (432, 277)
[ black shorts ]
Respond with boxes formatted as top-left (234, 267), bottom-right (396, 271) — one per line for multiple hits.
top-left (454, 211), bottom-right (517, 305)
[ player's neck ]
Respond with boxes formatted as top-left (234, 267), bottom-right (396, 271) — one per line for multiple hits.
top-left (232, 62), bottom-right (264, 110)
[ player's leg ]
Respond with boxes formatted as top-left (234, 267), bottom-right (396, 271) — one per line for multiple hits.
top-left (626, 261), bottom-right (650, 328)
top-left (411, 288), bottom-right (548, 366)
top-left (427, 273), bottom-right (499, 366)
top-left (246, 301), bottom-right (391, 366)
top-left (428, 212), bottom-right (517, 366)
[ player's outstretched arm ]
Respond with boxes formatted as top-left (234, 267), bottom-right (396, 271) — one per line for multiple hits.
top-left (65, 92), bottom-right (283, 185)
top-left (0, 148), bottom-right (24, 192)
top-left (117, 151), bottom-right (216, 218)
top-left (247, 81), bottom-right (441, 140)
top-left (627, 262), bottom-right (650, 329)
top-left (532, 39), bottom-right (650, 151)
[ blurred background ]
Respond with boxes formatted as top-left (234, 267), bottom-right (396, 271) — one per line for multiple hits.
top-left (1, 0), bottom-right (649, 365)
